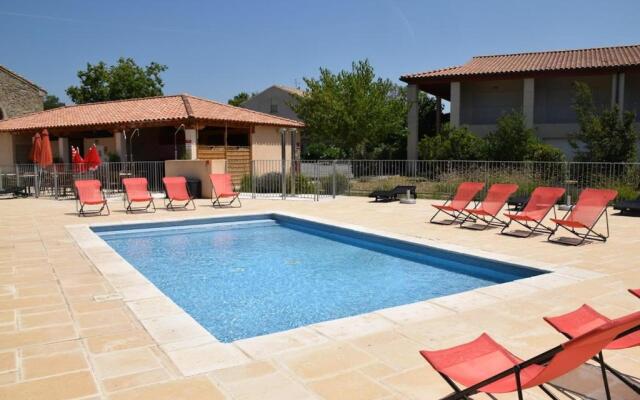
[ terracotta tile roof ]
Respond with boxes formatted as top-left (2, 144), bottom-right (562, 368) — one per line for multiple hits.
top-left (0, 94), bottom-right (303, 132)
top-left (401, 44), bottom-right (640, 82)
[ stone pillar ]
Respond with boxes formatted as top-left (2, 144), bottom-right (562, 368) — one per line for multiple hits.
top-left (406, 84), bottom-right (419, 160)
top-left (523, 78), bottom-right (535, 128)
top-left (435, 97), bottom-right (442, 134)
top-left (611, 73), bottom-right (619, 107)
top-left (57, 137), bottom-right (69, 163)
top-left (450, 82), bottom-right (461, 127)
top-left (113, 131), bottom-right (127, 162)
top-left (0, 133), bottom-right (15, 165)
top-left (617, 72), bottom-right (625, 117)
top-left (184, 128), bottom-right (198, 160)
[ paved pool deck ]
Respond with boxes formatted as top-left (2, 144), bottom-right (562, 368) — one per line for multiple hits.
top-left (0, 196), bottom-right (638, 400)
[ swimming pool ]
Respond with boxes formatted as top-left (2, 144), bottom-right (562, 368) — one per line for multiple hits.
top-left (95, 214), bottom-right (545, 342)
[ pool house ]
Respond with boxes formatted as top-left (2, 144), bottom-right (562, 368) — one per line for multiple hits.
top-left (0, 94), bottom-right (304, 181)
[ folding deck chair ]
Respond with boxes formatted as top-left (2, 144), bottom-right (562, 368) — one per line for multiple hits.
top-left (501, 187), bottom-right (565, 238)
top-left (162, 176), bottom-right (195, 210)
top-left (123, 178), bottom-right (156, 213)
top-left (459, 183), bottom-right (518, 230)
top-left (74, 179), bottom-right (109, 217)
top-left (209, 173), bottom-right (241, 208)
top-left (419, 311), bottom-right (640, 400)
top-left (547, 188), bottom-right (618, 246)
top-left (430, 182), bottom-right (484, 225)
top-left (544, 304), bottom-right (640, 396)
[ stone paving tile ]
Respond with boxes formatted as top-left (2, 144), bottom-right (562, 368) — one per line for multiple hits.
top-left (0, 197), bottom-right (638, 399)
top-left (0, 370), bottom-right (98, 400)
top-left (107, 376), bottom-right (225, 400)
top-left (278, 342), bottom-right (374, 380)
top-left (21, 350), bottom-right (89, 379)
top-left (92, 347), bottom-right (164, 380)
top-left (307, 370), bottom-right (392, 400)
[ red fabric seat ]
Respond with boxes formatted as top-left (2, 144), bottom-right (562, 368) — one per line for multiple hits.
top-left (430, 182), bottom-right (484, 225)
top-left (459, 183), bottom-right (518, 230)
top-left (548, 188), bottom-right (618, 245)
top-left (544, 304), bottom-right (640, 350)
top-left (630, 288), bottom-right (640, 299)
top-left (162, 176), bottom-right (195, 210)
top-left (74, 180), bottom-right (109, 216)
top-left (123, 178), bottom-right (152, 202)
top-left (421, 311), bottom-right (640, 399)
top-left (421, 334), bottom-right (544, 393)
top-left (209, 173), bottom-right (241, 207)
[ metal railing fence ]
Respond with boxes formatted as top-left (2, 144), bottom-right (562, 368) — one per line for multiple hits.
top-left (0, 162), bottom-right (165, 199)
top-left (2, 160), bottom-right (639, 202)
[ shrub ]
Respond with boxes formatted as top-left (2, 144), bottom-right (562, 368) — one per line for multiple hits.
top-left (526, 142), bottom-right (565, 162)
top-left (240, 172), bottom-right (316, 194)
top-left (571, 81), bottom-right (637, 162)
top-left (419, 123), bottom-right (485, 160)
top-left (318, 173), bottom-right (349, 195)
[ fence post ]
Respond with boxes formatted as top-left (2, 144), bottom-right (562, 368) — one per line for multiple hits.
top-left (315, 161), bottom-right (319, 202)
top-left (53, 166), bottom-right (59, 200)
top-left (332, 160), bottom-right (337, 198)
top-left (34, 165), bottom-right (39, 198)
top-left (251, 160), bottom-right (256, 199)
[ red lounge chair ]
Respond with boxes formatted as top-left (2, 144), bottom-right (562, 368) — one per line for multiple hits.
top-left (209, 173), bottom-right (241, 208)
top-left (548, 188), bottom-right (618, 245)
top-left (459, 183), bottom-right (518, 230)
top-left (74, 179), bottom-right (109, 217)
top-left (162, 176), bottom-right (195, 210)
top-left (501, 187), bottom-right (565, 238)
top-left (420, 311), bottom-right (640, 400)
top-left (123, 178), bottom-right (156, 213)
top-left (544, 304), bottom-right (640, 396)
top-left (430, 182), bottom-right (484, 225)
top-left (630, 288), bottom-right (640, 298)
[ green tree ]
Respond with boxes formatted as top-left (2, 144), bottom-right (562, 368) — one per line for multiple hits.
top-left (418, 93), bottom-right (447, 138)
top-left (66, 58), bottom-right (167, 104)
top-left (43, 94), bottom-right (65, 110)
top-left (570, 81), bottom-right (637, 162)
top-left (419, 123), bottom-right (484, 160)
top-left (228, 92), bottom-right (254, 106)
top-left (484, 111), bottom-right (564, 162)
top-left (293, 60), bottom-right (407, 159)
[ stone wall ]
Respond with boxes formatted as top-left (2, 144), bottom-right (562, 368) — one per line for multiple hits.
top-left (0, 68), bottom-right (44, 120)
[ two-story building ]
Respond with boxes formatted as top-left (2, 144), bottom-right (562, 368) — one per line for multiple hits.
top-left (401, 44), bottom-right (640, 158)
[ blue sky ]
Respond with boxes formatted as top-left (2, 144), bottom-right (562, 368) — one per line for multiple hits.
top-left (2, 0), bottom-right (639, 104)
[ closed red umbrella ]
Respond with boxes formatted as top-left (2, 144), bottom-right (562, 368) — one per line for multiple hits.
top-left (30, 133), bottom-right (42, 163)
top-left (85, 145), bottom-right (102, 171)
top-left (38, 129), bottom-right (53, 167)
top-left (72, 146), bottom-right (87, 172)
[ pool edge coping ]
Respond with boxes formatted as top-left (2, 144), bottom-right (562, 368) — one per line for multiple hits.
top-left (65, 210), bottom-right (605, 377)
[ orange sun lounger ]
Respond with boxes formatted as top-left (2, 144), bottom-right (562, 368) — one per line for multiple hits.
top-left (547, 188), bottom-right (618, 245)
top-left (420, 311), bottom-right (640, 400)
top-left (544, 303), bottom-right (640, 396)
top-left (123, 177), bottom-right (156, 213)
top-left (501, 186), bottom-right (565, 238)
top-left (209, 173), bottom-right (241, 208)
top-left (430, 182), bottom-right (484, 225)
top-left (74, 179), bottom-right (109, 217)
top-left (459, 183), bottom-right (518, 230)
top-left (162, 176), bottom-right (195, 210)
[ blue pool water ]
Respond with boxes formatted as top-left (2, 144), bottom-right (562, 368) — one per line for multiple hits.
top-left (95, 215), bottom-right (544, 342)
